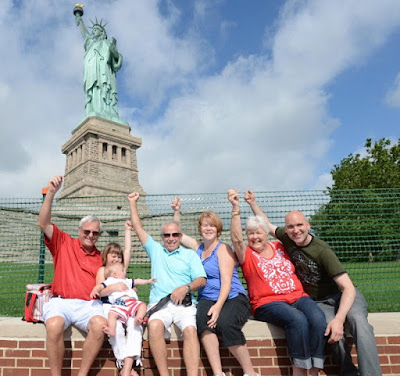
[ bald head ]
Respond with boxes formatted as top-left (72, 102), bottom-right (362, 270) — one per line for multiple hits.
top-left (284, 211), bottom-right (312, 247)
top-left (285, 211), bottom-right (308, 225)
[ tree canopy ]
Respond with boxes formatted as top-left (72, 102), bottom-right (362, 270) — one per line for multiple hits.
top-left (330, 138), bottom-right (400, 190)
top-left (310, 138), bottom-right (400, 262)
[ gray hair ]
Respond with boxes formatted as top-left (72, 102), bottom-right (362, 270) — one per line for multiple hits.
top-left (245, 215), bottom-right (269, 234)
top-left (79, 215), bottom-right (102, 231)
top-left (160, 220), bottom-right (181, 234)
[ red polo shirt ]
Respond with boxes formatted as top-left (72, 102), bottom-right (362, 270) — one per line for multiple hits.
top-left (45, 224), bottom-right (103, 300)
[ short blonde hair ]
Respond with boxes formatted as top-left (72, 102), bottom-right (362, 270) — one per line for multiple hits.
top-left (198, 211), bottom-right (223, 237)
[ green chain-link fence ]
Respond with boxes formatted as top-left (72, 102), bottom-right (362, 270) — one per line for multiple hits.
top-left (1, 188), bottom-right (399, 317)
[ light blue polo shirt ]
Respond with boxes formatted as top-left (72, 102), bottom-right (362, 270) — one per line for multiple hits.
top-left (144, 235), bottom-right (207, 304)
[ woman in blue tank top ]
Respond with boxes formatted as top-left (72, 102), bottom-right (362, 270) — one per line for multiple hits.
top-left (172, 198), bottom-right (259, 376)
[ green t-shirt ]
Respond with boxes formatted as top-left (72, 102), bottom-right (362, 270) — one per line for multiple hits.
top-left (275, 227), bottom-right (345, 300)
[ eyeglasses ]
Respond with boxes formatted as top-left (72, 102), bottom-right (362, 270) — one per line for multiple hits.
top-left (162, 233), bottom-right (181, 239)
top-left (81, 229), bottom-right (101, 237)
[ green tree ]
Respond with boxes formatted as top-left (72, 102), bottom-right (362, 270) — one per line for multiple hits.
top-left (330, 138), bottom-right (400, 189)
top-left (311, 138), bottom-right (400, 262)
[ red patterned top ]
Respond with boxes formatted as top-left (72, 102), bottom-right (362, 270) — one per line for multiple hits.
top-left (241, 241), bottom-right (308, 315)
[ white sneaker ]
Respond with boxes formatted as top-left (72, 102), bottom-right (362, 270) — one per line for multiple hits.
top-left (116, 359), bottom-right (124, 370)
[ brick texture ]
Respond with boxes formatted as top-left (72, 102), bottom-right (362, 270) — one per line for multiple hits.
top-left (0, 335), bottom-right (399, 376)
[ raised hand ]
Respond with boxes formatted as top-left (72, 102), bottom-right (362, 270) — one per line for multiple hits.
top-left (244, 190), bottom-right (256, 205)
top-left (125, 220), bottom-right (133, 230)
top-left (171, 197), bottom-right (181, 212)
top-left (128, 192), bottom-right (140, 203)
top-left (227, 189), bottom-right (240, 208)
top-left (48, 175), bottom-right (63, 194)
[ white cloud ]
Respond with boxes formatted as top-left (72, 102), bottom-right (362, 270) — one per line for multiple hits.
top-left (112, 0), bottom-right (211, 113)
top-left (1, 0), bottom-right (400, 198)
top-left (138, 0), bottom-right (400, 193)
top-left (310, 173), bottom-right (333, 191)
top-left (384, 73), bottom-right (400, 107)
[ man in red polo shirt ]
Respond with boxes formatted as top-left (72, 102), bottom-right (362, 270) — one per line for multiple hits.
top-left (38, 175), bottom-right (107, 376)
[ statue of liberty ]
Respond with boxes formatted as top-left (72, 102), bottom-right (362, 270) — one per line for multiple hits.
top-left (74, 5), bottom-right (123, 121)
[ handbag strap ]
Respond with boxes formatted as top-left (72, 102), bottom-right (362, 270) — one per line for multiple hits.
top-left (142, 294), bottom-right (171, 326)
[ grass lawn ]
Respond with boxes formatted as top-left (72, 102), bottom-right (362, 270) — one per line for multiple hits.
top-left (0, 262), bottom-right (152, 317)
top-left (1, 261), bottom-right (399, 317)
top-left (344, 261), bottom-right (400, 312)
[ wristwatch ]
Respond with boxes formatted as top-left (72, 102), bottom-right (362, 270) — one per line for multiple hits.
top-left (186, 284), bottom-right (192, 293)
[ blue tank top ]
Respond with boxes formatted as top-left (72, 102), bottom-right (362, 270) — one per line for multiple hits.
top-left (196, 242), bottom-right (247, 301)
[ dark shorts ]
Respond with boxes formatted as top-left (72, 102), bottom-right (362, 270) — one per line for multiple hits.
top-left (196, 293), bottom-right (250, 347)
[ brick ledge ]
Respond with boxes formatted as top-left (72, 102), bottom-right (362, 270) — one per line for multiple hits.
top-left (1, 312), bottom-right (399, 340)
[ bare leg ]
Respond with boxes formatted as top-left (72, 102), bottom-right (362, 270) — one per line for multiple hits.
top-left (148, 319), bottom-right (169, 376)
top-left (103, 311), bottom-right (119, 336)
top-left (134, 304), bottom-right (147, 326)
top-left (200, 330), bottom-right (223, 375)
top-left (77, 315), bottom-right (107, 376)
top-left (308, 367), bottom-right (319, 376)
top-left (182, 326), bottom-right (200, 376)
top-left (228, 344), bottom-right (256, 375)
top-left (292, 365), bottom-right (306, 376)
top-left (129, 368), bottom-right (139, 376)
top-left (120, 356), bottom-right (135, 376)
top-left (46, 316), bottom-right (66, 376)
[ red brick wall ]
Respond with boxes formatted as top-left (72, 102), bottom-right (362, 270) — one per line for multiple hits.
top-left (1, 335), bottom-right (399, 376)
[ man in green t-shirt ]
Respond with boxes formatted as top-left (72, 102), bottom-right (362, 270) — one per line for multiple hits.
top-left (243, 190), bottom-right (381, 376)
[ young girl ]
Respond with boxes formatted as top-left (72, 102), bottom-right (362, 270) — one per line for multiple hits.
top-left (97, 221), bottom-right (143, 376)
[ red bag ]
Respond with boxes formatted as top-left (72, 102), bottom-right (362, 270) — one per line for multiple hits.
top-left (24, 283), bottom-right (52, 323)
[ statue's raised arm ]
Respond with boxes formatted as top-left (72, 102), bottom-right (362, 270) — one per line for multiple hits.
top-left (75, 16), bottom-right (89, 38)
top-left (73, 4), bottom-right (123, 122)
top-left (74, 5), bottom-right (89, 37)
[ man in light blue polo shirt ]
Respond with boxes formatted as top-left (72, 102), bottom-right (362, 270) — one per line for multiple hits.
top-left (128, 192), bottom-right (206, 376)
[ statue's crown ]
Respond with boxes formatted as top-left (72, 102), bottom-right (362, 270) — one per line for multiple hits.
top-left (90, 17), bottom-right (108, 33)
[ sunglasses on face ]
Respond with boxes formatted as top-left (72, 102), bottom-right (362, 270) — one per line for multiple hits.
top-left (81, 229), bottom-right (101, 237)
top-left (162, 233), bottom-right (181, 239)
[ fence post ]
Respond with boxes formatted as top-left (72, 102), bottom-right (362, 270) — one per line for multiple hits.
top-left (38, 187), bottom-right (48, 283)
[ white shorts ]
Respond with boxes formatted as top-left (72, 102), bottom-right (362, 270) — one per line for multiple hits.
top-left (43, 298), bottom-right (106, 332)
top-left (147, 301), bottom-right (197, 339)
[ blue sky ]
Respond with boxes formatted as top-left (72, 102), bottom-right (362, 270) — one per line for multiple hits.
top-left (1, 0), bottom-right (399, 197)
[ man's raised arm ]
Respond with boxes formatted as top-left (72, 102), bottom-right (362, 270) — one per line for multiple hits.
top-left (128, 192), bottom-right (148, 246)
top-left (38, 175), bottom-right (63, 241)
top-left (171, 197), bottom-right (200, 251)
top-left (244, 189), bottom-right (277, 237)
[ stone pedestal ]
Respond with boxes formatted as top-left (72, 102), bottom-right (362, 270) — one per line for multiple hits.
top-left (58, 116), bottom-right (146, 200)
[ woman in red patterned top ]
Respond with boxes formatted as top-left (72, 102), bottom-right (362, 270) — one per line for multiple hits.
top-left (228, 189), bottom-right (327, 376)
